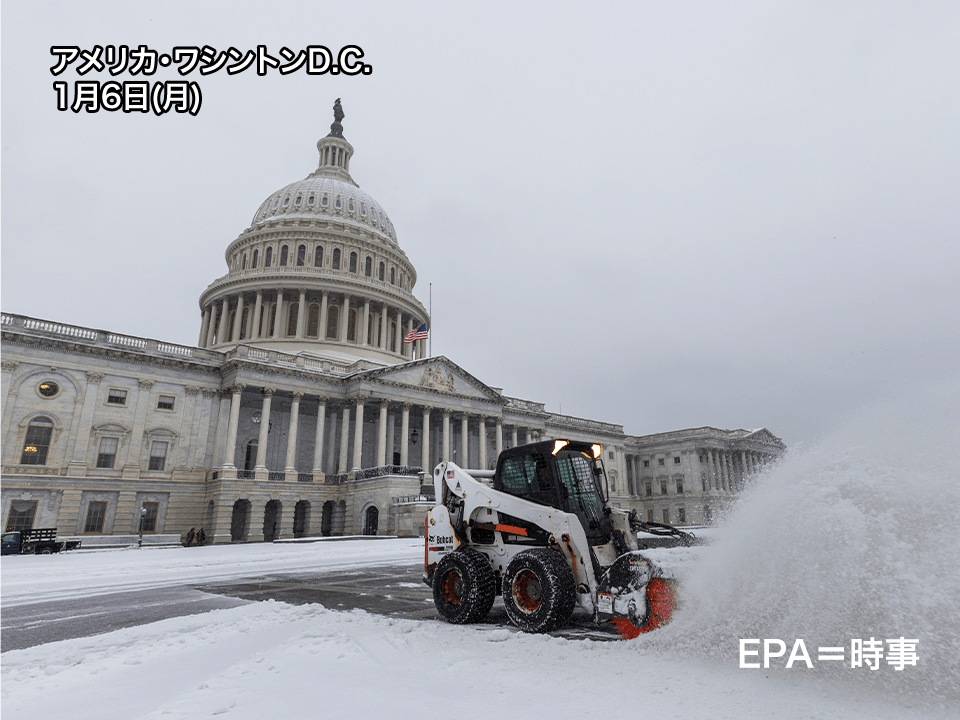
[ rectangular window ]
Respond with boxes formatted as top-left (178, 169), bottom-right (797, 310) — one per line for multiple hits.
top-left (107, 389), bottom-right (127, 405)
top-left (658, 458), bottom-right (665, 466)
top-left (660, 480), bottom-right (668, 495)
top-left (5, 501), bottom-right (38, 532)
top-left (84, 501), bottom-right (107, 533)
top-left (662, 508), bottom-right (670, 524)
top-left (140, 502), bottom-right (159, 533)
top-left (647, 509), bottom-right (654, 522)
top-left (678, 507), bottom-right (686, 523)
top-left (97, 437), bottom-right (119, 468)
top-left (674, 457), bottom-right (681, 464)
top-left (157, 395), bottom-right (175, 410)
top-left (148, 441), bottom-right (168, 471)
top-left (643, 460), bottom-right (650, 468)
top-left (676, 478), bottom-right (684, 494)
top-left (608, 451), bottom-right (615, 460)
top-left (645, 482), bottom-right (652, 497)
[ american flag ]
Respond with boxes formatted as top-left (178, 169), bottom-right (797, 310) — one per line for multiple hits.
top-left (404, 323), bottom-right (428, 343)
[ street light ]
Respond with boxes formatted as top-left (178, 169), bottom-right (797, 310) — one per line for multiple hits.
top-left (138, 506), bottom-right (146, 549)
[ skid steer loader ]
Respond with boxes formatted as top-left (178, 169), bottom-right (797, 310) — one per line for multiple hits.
top-left (424, 439), bottom-right (686, 637)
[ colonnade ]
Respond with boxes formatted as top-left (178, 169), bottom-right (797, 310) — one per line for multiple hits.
top-left (198, 288), bottom-right (427, 359)
top-left (219, 386), bottom-right (543, 479)
top-left (623, 447), bottom-right (774, 496)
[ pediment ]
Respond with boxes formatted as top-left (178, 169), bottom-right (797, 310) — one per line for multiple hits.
top-left (740, 428), bottom-right (785, 448)
top-left (350, 356), bottom-right (504, 402)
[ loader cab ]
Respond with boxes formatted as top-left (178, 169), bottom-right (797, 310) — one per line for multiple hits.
top-left (494, 440), bottom-right (612, 545)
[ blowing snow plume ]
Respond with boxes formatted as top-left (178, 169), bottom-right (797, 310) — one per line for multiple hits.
top-left (643, 380), bottom-right (960, 710)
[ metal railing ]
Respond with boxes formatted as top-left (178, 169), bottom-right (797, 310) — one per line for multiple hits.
top-left (297, 473), bottom-right (314, 483)
top-left (267, 471), bottom-right (285, 482)
top-left (355, 465), bottom-right (423, 480)
top-left (393, 494), bottom-right (435, 506)
top-left (237, 470), bottom-right (255, 479)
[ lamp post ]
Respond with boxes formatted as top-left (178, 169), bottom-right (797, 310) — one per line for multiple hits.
top-left (138, 506), bottom-right (146, 549)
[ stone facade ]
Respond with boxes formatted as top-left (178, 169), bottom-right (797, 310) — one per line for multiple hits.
top-left (0, 110), bottom-right (785, 542)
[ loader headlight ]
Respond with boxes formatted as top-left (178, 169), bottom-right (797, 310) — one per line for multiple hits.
top-left (552, 440), bottom-right (569, 455)
top-left (591, 444), bottom-right (602, 459)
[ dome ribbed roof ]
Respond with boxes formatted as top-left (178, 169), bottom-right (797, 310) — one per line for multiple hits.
top-left (251, 175), bottom-right (397, 244)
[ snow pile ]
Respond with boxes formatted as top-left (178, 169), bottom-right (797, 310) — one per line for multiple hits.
top-left (2, 600), bottom-right (938, 720)
top-left (646, 380), bottom-right (960, 710)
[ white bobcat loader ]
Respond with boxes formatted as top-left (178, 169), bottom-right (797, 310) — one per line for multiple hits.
top-left (424, 439), bottom-right (685, 637)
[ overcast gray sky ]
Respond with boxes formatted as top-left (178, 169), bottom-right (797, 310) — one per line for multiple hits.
top-left (3, 1), bottom-right (958, 448)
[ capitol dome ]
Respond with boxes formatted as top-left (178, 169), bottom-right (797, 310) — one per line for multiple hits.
top-left (196, 101), bottom-right (429, 365)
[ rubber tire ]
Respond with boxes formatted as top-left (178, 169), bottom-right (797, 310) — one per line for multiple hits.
top-left (502, 548), bottom-right (577, 633)
top-left (433, 549), bottom-right (497, 624)
top-left (38, 548), bottom-right (53, 555)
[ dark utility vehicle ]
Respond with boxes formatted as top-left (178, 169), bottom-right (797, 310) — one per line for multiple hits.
top-left (1, 528), bottom-right (81, 555)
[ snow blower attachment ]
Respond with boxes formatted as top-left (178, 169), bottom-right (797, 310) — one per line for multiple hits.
top-left (424, 439), bottom-right (680, 637)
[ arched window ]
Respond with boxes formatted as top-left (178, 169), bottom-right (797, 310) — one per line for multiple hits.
top-left (390, 267), bottom-right (395, 284)
top-left (279, 245), bottom-right (289, 266)
top-left (390, 322), bottom-right (397, 351)
top-left (307, 303), bottom-right (320, 337)
top-left (349, 252), bottom-right (358, 273)
top-left (378, 262), bottom-right (385, 281)
top-left (20, 416), bottom-right (54, 465)
top-left (252, 249), bottom-right (259, 268)
top-left (265, 247), bottom-right (273, 267)
top-left (347, 308), bottom-right (357, 342)
top-left (240, 307), bottom-right (249, 339)
top-left (326, 306), bottom-right (339, 339)
top-left (314, 245), bottom-right (323, 267)
top-left (258, 304), bottom-right (267, 337)
top-left (242, 253), bottom-right (247, 270)
top-left (297, 245), bottom-right (306, 266)
top-left (332, 248), bottom-right (341, 270)
top-left (364, 257), bottom-right (372, 277)
top-left (287, 302), bottom-right (299, 336)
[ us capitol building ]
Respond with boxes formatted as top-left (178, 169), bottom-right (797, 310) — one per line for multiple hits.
top-left (1, 102), bottom-right (785, 544)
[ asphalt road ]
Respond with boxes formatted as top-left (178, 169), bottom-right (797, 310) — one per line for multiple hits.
top-left (2, 562), bottom-right (621, 652)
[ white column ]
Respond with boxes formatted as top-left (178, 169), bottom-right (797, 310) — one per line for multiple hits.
top-left (338, 404), bottom-right (351, 472)
top-left (205, 305), bottom-right (217, 347)
top-left (361, 299), bottom-right (371, 346)
top-left (421, 406), bottom-right (432, 471)
top-left (251, 290), bottom-right (263, 340)
top-left (495, 418), bottom-right (503, 457)
top-left (285, 391), bottom-right (303, 474)
top-left (339, 294), bottom-right (350, 342)
top-left (351, 396), bottom-right (366, 470)
top-left (511, 426), bottom-right (518, 448)
top-left (222, 383), bottom-right (245, 469)
top-left (478, 415), bottom-right (487, 471)
top-left (255, 388), bottom-right (275, 471)
top-left (198, 308), bottom-right (211, 346)
top-left (272, 291), bottom-right (284, 339)
top-left (295, 288), bottom-right (307, 339)
top-left (231, 294), bottom-right (244, 343)
top-left (312, 396), bottom-right (327, 476)
top-left (400, 403), bottom-right (411, 466)
top-left (379, 305), bottom-right (388, 350)
top-left (377, 399), bottom-right (388, 466)
top-left (441, 410), bottom-right (451, 462)
top-left (216, 297), bottom-right (229, 345)
top-left (460, 413), bottom-right (469, 466)
top-left (319, 291), bottom-right (329, 339)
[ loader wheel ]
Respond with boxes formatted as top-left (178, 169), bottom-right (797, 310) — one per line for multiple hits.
top-left (502, 549), bottom-right (576, 634)
top-left (433, 549), bottom-right (497, 624)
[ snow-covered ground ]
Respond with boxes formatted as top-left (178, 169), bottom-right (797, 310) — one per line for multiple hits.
top-left (3, 385), bottom-right (958, 719)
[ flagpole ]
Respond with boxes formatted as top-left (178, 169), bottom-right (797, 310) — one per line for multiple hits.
top-left (429, 282), bottom-right (432, 357)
